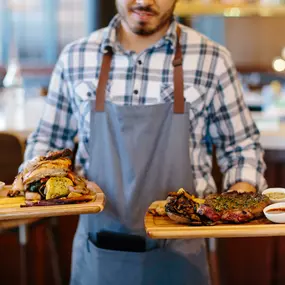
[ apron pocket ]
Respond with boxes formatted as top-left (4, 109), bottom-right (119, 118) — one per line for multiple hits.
top-left (85, 237), bottom-right (207, 285)
top-left (86, 236), bottom-right (144, 285)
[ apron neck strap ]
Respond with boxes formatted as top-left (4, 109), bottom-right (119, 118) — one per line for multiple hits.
top-left (172, 26), bottom-right (185, 114)
top-left (95, 26), bottom-right (184, 113)
top-left (95, 48), bottom-right (113, 112)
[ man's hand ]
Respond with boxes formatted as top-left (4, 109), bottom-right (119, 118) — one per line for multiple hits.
top-left (228, 182), bottom-right (257, 193)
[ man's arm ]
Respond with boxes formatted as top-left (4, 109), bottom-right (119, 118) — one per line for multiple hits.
top-left (208, 49), bottom-right (267, 193)
top-left (24, 50), bottom-right (78, 164)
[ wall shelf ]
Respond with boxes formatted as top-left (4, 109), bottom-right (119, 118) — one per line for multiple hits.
top-left (174, 1), bottom-right (285, 17)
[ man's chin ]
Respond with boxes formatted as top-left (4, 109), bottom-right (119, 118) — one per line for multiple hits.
top-left (132, 29), bottom-right (156, 36)
top-left (130, 24), bottom-right (158, 36)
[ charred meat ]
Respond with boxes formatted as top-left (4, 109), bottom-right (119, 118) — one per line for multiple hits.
top-left (22, 195), bottom-right (94, 207)
top-left (161, 189), bottom-right (272, 225)
top-left (165, 189), bottom-right (204, 225)
top-left (197, 192), bottom-right (271, 223)
top-left (44, 149), bottom-right (73, 161)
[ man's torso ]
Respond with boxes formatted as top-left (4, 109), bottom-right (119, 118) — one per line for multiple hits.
top-left (50, 17), bottom-right (231, 195)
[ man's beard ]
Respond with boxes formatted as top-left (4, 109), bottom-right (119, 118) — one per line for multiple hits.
top-left (132, 11), bottom-right (174, 36)
top-left (116, 2), bottom-right (176, 36)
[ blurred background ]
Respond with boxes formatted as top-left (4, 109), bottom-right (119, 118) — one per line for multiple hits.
top-left (1, 1), bottom-right (285, 285)
top-left (1, 0), bottom-right (285, 111)
top-left (0, 0), bottom-right (116, 89)
top-left (1, 0), bottom-right (285, 98)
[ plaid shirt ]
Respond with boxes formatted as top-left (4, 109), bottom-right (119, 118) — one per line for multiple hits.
top-left (25, 15), bottom-right (267, 196)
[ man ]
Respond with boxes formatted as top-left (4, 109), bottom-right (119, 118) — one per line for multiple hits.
top-left (24, 0), bottom-right (267, 284)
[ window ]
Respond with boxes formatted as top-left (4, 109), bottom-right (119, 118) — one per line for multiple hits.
top-left (0, 0), bottom-right (87, 66)
top-left (58, 0), bottom-right (86, 51)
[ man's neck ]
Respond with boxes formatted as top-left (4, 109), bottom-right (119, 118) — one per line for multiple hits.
top-left (118, 22), bottom-right (171, 54)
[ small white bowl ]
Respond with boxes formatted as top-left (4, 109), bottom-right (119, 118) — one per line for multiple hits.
top-left (262, 188), bottom-right (285, 203)
top-left (0, 181), bottom-right (5, 190)
top-left (264, 202), bottom-right (285, 223)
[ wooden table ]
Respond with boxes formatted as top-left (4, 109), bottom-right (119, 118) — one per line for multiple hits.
top-left (0, 218), bottom-right (39, 232)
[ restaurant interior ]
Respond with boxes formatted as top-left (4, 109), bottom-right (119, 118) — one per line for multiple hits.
top-left (1, 0), bottom-right (285, 284)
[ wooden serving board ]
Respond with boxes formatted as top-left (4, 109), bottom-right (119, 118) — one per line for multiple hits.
top-left (0, 186), bottom-right (105, 221)
top-left (145, 201), bottom-right (285, 239)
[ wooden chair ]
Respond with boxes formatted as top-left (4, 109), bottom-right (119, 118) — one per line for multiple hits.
top-left (0, 218), bottom-right (39, 285)
top-left (0, 133), bottom-right (62, 285)
top-left (0, 132), bottom-right (24, 184)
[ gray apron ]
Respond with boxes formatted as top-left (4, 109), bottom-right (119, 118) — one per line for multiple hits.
top-left (70, 28), bottom-right (211, 285)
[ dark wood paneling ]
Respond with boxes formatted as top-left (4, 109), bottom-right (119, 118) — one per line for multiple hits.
top-left (225, 17), bottom-right (285, 71)
top-left (0, 217), bottom-right (78, 285)
top-left (276, 236), bottom-right (285, 285)
top-left (218, 237), bottom-right (275, 285)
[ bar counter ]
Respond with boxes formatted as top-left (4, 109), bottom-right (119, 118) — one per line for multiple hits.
top-left (1, 89), bottom-right (285, 151)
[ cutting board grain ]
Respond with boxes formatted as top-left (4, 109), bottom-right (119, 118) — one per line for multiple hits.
top-left (0, 186), bottom-right (105, 221)
top-left (145, 200), bottom-right (285, 239)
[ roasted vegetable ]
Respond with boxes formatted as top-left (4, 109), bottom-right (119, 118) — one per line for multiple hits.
top-left (28, 181), bottom-right (42, 193)
top-left (46, 177), bottom-right (73, 200)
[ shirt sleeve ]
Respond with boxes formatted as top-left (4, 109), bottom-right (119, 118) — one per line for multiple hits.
top-left (23, 50), bottom-right (78, 164)
top-left (208, 49), bottom-right (267, 192)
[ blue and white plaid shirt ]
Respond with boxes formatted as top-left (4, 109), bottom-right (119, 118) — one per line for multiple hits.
top-left (24, 15), bottom-right (267, 196)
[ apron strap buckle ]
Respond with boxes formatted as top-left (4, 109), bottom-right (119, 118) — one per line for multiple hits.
top-left (173, 58), bottom-right (183, 67)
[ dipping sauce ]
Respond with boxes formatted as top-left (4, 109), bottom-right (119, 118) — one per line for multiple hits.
top-left (265, 192), bottom-right (285, 200)
top-left (267, 208), bottom-right (285, 214)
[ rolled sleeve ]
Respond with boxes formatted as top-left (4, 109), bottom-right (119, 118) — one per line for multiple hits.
top-left (208, 48), bottom-right (267, 192)
top-left (224, 165), bottom-right (267, 192)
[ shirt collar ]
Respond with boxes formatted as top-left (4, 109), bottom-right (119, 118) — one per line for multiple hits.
top-left (163, 17), bottom-right (178, 48)
top-left (100, 14), bottom-right (120, 53)
top-left (100, 14), bottom-right (179, 54)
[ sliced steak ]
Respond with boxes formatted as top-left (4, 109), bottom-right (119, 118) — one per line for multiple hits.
top-left (197, 192), bottom-right (271, 223)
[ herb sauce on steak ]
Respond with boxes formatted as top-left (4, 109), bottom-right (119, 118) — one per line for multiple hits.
top-left (197, 192), bottom-right (271, 223)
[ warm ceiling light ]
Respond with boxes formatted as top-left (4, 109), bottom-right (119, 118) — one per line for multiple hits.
top-left (224, 8), bottom-right (241, 17)
top-left (281, 47), bottom-right (285, 60)
top-left (272, 57), bottom-right (285, 72)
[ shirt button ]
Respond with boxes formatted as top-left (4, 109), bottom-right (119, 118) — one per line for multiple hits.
top-left (134, 90), bottom-right (139, 95)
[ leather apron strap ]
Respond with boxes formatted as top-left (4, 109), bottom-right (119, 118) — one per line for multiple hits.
top-left (95, 26), bottom-right (184, 114)
top-left (172, 27), bottom-right (185, 114)
top-left (95, 49), bottom-right (113, 112)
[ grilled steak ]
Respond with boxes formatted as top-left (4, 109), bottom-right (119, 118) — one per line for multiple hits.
top-left (197, 192), bottom-right (271, 223)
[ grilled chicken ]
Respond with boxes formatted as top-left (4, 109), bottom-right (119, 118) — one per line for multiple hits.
top-left (45, 149), bottom-right (73, 161)
top-left (9, 149), bottom-right (96, 206)
top-left (23, 158), bottom-right (72, 185)
top-left (25, 191), bottom-right (41, 201)
top-left (12, 173), bottom-right (24, 192)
